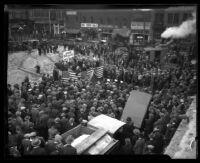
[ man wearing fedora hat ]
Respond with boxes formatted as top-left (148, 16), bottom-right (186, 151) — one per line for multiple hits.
top-left (29, 137), bottom-right (46, 155)
top-left (60, 135), bottom-right (77, 155)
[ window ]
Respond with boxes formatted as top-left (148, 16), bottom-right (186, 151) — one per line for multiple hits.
top-left (91, 16), bottom-right (94, 23)
top-left (167, 13), bottom-right (173, 24)
top-left (99, 18), bottom-right (103, 24)
top-left (182, 13), bottom-right (188, 21)
top-left (155, 13), bottom-right (164, 22)
top-left (107, 17), bottom-right (110, 24)
top-left (123, 18), bottom-right (127, 26)
top-left (173, 13), bottom-right (179, 24)
top-left (82, 16), bottom-right (86, 22)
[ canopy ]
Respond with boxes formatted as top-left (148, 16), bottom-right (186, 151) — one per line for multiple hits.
top-left (112, 28), bottom-right (131, 38)
top-left (121, 90), bottom-right (152, 128)
top-left (88, 114), bottom-right (125, 134)
top-left (65, 29), bottom-right (80, 34)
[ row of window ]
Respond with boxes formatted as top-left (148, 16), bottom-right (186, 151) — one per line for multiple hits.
top-left (29, 9), bottom-right (63, 19)
top-left (155, 12), bottom-right (193, 25)
top-left (66, 16), bottom-right (129, 26)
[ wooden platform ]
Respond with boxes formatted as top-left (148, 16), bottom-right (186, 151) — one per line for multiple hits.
top-left (75, 128), bottom-right (108, 154)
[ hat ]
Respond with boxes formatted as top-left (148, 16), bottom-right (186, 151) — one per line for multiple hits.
top-left (29, 132), bottom-right (37, 137)
top-left (31, 138), bottom-right (41, 147)
top-left (24, 115), bottom-right (30, 121)
top-left (28, 89), bottom-right (32, 92)
top-left (61, 113), bottom-right (66, 117)
top-left (133, 129), bottom-right (140, 135)
top-left (24, 133), bottom-right (31, 138)
top-left (107, 79), bottom-right (110, 82)
top-left (62, 107), bottom-right (68, 111)
top-left (54, 134), bottom-right (62, 142)
top-left (120, 81), bottom-right (123, 83)
top-left (65, 135), bottom-right (74, 144)
top-left (64, 91), bottom-right (67, 94)
top-left (54, 117), bottom-right (60, 123)
top-left (147, 145), bottom-right (154, 149)
top-left (153, 127), bottom-right (160, 132)
top-left (114, 79), bottom-right (118, 82)
top-left (126, 117), bottom-right (132, 122)
top-left (38, 94), bottom-right (43, 99)
top-left (20, 106), bottom-right (26, 110)
top-left (15, 111), bottom-right (21, 116)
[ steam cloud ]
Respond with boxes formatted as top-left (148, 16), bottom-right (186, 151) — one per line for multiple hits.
top-left (161, 12), bottom-right (196, 39)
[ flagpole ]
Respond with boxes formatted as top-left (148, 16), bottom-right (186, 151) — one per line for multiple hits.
top-left (49, 9), bottom-right (51, 37)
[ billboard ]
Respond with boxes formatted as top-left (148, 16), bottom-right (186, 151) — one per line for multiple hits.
top-left (66, 11), bottom-right (77, 15)
top-left (63, 50), bottom-right (74, 61)
top-left (81, 23), bottom-right (98, 28)
top-left (121, 90), bottom-right (152, 128)
top-left (131, 22), bottom-right (151, 30)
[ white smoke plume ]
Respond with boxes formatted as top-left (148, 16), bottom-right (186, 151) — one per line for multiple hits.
top-left (161, 11), bottom-right (196, 39)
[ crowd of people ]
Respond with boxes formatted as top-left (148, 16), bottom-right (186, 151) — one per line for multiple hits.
top-left (7, 36), bottom-right (197, 157)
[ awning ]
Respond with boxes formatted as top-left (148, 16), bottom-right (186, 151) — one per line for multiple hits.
top-left (112, 28), bottom-right (131, 38)
top-left (65, 29), bottom-right (80, 34)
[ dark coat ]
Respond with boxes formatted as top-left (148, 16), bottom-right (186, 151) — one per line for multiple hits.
top-left (60, 145), bottom-right (77, 155)
top-left (123, 123), bottom-right (134, 139)
top-left (30, 147), bottom-right (47, 155)
top-left (133, 138), bottom-right (145, 154)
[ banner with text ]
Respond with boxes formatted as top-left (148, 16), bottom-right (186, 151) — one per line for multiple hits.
top-left (63, 50), bottom-right (75, 61)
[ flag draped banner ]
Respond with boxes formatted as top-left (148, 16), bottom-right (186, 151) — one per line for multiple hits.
top-left (61, 71), bottom-right (70, 82)
top-left (95, 66), bottom-right (104, 79)
top-left (61, 66), bottom-right (104, 83)
top-left (87, 68), bottom-right (95, 81)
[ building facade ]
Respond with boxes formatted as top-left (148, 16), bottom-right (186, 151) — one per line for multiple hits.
top-left (152, 6), bottom-right (196, 40)
top-left (8, 6), bottom-right (196, 41)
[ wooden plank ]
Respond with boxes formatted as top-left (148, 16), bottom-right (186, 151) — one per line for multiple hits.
top-left (76, 128), bottom-right (108, 154)
top-left (61, 125), bottom-right (81, 139)
top-left (18, 67), bottom-right (43, 77)
top-left (98, 140), bottom-right (119, 155)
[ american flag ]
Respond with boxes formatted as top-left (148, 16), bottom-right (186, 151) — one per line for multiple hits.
top-left (95, 66), bottom-right (104, 79)
top-left (62, 71), bottom-right (70, 82)
top-left (87, 68), bottom-right (95, 81)
top-left (62, 70), bottom-right (81, 82)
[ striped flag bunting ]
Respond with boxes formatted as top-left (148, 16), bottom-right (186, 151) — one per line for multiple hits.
top-left (61, 66), bottom-right (104, 83)
top-left (62, 70), bottom-right (81, 82)
top-left (95, 66), bottom-right (104, 79)
top-left (61, 71), bottom-right (70, 82)
top-left (81, 71), bottom-right (87, 80)
top-left (87, 68), bottom-right (95, 81)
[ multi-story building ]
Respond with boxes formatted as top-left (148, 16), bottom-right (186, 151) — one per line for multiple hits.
top-left (8, 6), bottom-right (196, 41)
top-left (151, 6), bottom-right (196, 40)
top-left (130, 9), bottom-right (153, 45)
top-left (65, 9), bottom-right (132, 31)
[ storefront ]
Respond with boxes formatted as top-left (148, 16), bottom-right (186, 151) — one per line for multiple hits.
top-left (130, 21), bottom-right (152, 46)
top-left (80, 23), bottom-right (99, 40)
top-left (98, 24), bottom-right (114, 41)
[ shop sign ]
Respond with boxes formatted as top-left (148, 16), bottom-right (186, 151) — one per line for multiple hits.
top-left (81, 23), bottom-right (98, 28)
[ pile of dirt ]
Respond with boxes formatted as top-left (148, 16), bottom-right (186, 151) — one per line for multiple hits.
top-left (7, 69), bottom-right (40, 87)
top-left (22, 57), bottom-right (38, 70)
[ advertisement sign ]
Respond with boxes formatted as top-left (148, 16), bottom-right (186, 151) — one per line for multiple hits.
top-left (131, 22), bottom-right (151, 30)
top-left (66, 11), bottom-right (77, 15)
top-left (63, 50), bottom-right (74, 61)
top-left (81, 23), bottom-right (98, 28)
top-left (99, 24), bottom-right (113, 28)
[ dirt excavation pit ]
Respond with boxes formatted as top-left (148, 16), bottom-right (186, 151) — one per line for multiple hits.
top-left (7, 69), bottom-right (39, 87)
top-left (22, 57), bottom-right (38, 70)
